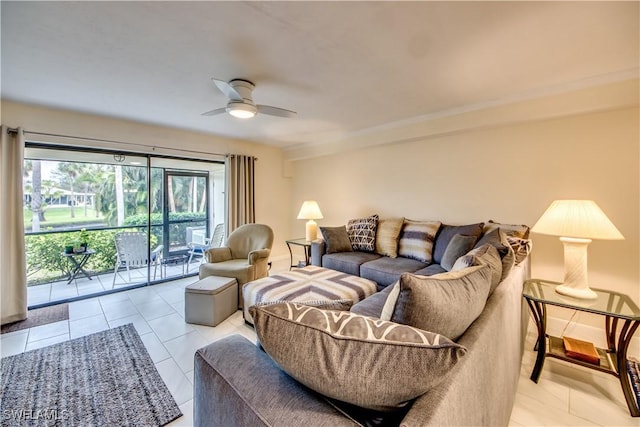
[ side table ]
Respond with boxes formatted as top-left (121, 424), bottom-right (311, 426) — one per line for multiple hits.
top-left (523, 278), bottom-right (640, 417)
top-left (285, 238), bottom-right (312, 270)
top-left (61, 249), bottom-right (96, 284)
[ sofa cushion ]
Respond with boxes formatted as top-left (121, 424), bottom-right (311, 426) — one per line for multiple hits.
top-left (391, 266), bottom-right (492, 341)
top-left (432, 223), bottom-right (484, 264)
top-left (397, 219), bottom-right (441, 263)
top-left (347, 214), bottom-right (379, 252)
top-left (250, 302), bottom-right (466, 412)
top-left (452, 244), bottom-right (503, 293)
top-left (375, 217), bottom-right (404, 258)
top-left (413, 263), bottom-right (447, 276)
top-left (474, 228), bottom-right (515, 280)
top-left (320, 226), bottom-right (353, 254)
top-left (322, 251), bottom-right (381, 276)
top-left (360, 256), bottom-right (427, 289)
top-left (441, 234), bottom-right (478, 271)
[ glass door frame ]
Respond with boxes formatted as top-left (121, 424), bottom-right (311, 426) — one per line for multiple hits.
top-left (23, 141), bottom-right (223, 308)
top-left (162, 169), bottom-right (210, 258)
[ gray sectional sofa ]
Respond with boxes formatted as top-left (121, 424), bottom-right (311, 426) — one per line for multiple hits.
top-left (193, 219), bottom-right (531, 426)
top-left (311, 222), bottom-right (485, 289)
top-left (194, 258), bottom-right (530, 426)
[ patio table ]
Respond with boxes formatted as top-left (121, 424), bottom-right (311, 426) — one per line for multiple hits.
top-left (61, 249), bottom-right (96, 284)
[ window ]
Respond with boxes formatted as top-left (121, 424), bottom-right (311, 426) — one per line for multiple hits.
top-left (23, 144), bottom-right (225, 307)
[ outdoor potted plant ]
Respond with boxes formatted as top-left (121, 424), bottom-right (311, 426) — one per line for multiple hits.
top-left (71, 229), bottom-right (89, 253)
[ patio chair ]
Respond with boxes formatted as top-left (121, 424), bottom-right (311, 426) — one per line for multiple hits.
top-left (112, 231), bottom-right (163, 286)
top-left (199, 223), bottom-right (274, 308)
top-left (187, 223), bottom-right (225, 272)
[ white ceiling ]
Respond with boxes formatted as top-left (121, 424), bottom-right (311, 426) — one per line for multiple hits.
top-left (1, 1), bottom-right (638, 150)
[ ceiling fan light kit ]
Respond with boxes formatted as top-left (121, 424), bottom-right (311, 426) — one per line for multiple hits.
top-left (202, 78), bottom-right (297, 119)
top-left (227, 101), bottom-right (257, 119)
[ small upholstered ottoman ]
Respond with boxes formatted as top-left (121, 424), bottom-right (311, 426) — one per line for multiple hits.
top-left (185, 276), bottom-right (238, 326)
top-left (242, 265), bottom-right (377, 325)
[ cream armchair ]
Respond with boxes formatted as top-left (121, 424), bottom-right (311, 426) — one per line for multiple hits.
top-left (199, 223), bottom-right (274, 308)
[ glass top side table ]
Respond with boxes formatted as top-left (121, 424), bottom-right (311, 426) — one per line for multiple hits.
top-left (523, 278), bottom-right (640, 417)
top-left (285, 238), bottom-right (312, 270)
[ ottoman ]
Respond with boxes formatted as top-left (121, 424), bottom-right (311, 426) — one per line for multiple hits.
top-left (185, 276), bottom-right (238, 326)
top-left (242, 265), bottom-right (377, 325)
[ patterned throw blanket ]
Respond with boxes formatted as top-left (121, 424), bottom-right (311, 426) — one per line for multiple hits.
top-left (243, 265), bottom-right (377, 324)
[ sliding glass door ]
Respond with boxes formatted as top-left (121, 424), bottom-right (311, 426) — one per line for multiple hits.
top-left (23, 144), bottom-right (224, 308)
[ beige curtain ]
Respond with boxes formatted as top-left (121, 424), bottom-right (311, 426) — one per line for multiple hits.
top-left (225, 154), bottom-right (255, 235)
top-left (1, 126), bottom-right (27, 324)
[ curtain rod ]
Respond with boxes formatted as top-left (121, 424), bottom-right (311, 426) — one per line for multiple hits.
top-left (6, 127), bottom-right (257, 160)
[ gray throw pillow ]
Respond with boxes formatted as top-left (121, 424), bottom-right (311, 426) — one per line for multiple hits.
top-left (452, 244), bottom-right (503, 293)
top-left (250, 302), bottom-right (466, 412)
top-left (432, 223), bottom-right (484, 264)
top-left (320, 226), bottom-right (353, 254)
top-left (474, 228), bottom-right (515, 280)
top-left (391, 266), bottom-right (492, 341)
top-left (441, 234), bottom-right (478, 271)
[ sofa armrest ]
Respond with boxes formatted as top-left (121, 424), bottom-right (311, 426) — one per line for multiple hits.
top-left (248, 248), bottom-right (271, 265)
top-left (310, 240), bottom-right (326, 266)
top-left (205, 247), bottom-right (232, 263)
top-left (194, 335), bottom-right (358, 427)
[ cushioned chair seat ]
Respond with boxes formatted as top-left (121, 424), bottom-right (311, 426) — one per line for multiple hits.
top-left (322, 252), bottom-right (381, 277)
top-left (414, 264), bottom-right (447, 276)
top-left (360, 256), bottom-right (427, 289)
top-left (199, 259), bottom-right (255, 287)
top-left (199, 223), bottom-right (274, 308)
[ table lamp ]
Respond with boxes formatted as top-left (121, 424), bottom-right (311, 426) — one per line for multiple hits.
top-left (531, 200), bottom-right (624, 299)
top-left (297, 201), bottom-right (323, 242)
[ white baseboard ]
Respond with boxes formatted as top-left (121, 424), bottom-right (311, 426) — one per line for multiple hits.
top-left (544, 315), bottom-right (640, 359)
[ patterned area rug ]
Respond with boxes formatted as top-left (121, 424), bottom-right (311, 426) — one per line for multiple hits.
top-left (0, 324), bottom-right (182, 426)
top-left (1, 304), bottom-right (69, 334)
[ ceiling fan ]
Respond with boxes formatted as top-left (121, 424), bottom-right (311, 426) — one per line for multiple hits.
top-left (202, 78), bottom-right (297, 119)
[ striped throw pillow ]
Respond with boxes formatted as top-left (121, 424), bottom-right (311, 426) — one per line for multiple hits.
top-left (398, 219), bottom-right (441, 263)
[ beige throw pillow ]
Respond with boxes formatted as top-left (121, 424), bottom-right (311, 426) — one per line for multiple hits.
top-left (375, 218), bottom-right (404, 258)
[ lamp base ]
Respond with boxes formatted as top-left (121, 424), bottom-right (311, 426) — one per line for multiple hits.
top-left (305, 220), bottom-right (318, 242)
top-left (555, 236), bottom-right (597, 300)
top-left (555, 283), bottom-right (598, 300)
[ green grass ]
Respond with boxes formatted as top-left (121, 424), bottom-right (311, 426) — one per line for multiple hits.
top-left (24, 206), bottom-right (105, 229)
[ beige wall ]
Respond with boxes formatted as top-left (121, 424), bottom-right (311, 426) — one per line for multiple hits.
top-left (290, 107), bottom-right (639, 314)
top-left (1, 100), bottom-right (293, 258)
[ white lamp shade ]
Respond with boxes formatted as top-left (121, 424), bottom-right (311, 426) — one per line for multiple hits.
top-left (297, 201), bottom-right (323, 220)
top-left (531, 200), bottom-right (624, 240)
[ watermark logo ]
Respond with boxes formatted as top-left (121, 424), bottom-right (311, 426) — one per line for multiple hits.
top-left (3, 408), bottom-right (69, 421)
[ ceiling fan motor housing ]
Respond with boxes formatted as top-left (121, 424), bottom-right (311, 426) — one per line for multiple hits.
top-left (229, 79), bottom-right (256, 103)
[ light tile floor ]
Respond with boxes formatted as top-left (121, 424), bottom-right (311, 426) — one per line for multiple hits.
top-left (510, 321), bottom-right (640, 426)
top-left (2, 276), bottom-right (256, 427)
top-left (3, 275), bottom-right (639, 426)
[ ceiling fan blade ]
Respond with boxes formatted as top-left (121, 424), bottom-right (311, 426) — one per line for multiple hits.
top-left (212, 78), bottom-right (242, 101)
top-left (257, 105), bottom-right (297, 118)
top-left (201, 107), bottom-right (227, 116)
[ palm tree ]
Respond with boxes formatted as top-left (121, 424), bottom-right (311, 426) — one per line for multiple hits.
top-left (53, 162), bottom-right (83, 219)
